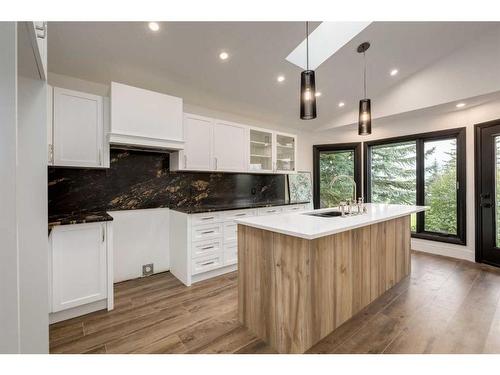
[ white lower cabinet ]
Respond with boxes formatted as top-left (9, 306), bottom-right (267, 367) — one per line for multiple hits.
top-left (49, 222), bottom-right (113, 323)
top-left (169, 204), bottom-right (307, 286)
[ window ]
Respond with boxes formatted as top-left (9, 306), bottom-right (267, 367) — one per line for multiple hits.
top-left (370, 141), bottom-right (417, 231)
top-left (313, 143), bottom-right (361, 209)
top-left (364, 128), bottom-right (466, 245)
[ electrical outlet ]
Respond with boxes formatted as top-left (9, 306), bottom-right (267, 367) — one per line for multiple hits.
top-left (142, 263), bottom-right (154, 277)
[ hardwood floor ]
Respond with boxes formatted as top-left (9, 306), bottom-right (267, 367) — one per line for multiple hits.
top-left (49, 251), bottom-right (500, 354)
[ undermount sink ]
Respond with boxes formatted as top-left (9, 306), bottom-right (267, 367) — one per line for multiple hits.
top-left (303, 210), bottom-right (343, 218)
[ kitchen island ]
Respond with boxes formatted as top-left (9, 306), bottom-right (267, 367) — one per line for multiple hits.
top-left (235, 203), bottom-right (427, 353)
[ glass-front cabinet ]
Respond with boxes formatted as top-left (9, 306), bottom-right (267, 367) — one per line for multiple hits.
top-left (275, 133), bottom-right (296, 173)
top-left (248, 129), bottom-right (297, 173)
top-left (249, 129), bottom-right (273, 172)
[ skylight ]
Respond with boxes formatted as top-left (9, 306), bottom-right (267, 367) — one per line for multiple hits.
top-left (286, 22), bottom-right (371, 70)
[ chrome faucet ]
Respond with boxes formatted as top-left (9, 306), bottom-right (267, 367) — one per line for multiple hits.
top-left (330, 175), bottom-right (365, 215)
top-left (330, 174), bottom-right (357, 203)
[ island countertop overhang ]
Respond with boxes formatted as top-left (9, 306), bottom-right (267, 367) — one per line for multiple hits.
top-left (235, 203), bottom-right (428, 240)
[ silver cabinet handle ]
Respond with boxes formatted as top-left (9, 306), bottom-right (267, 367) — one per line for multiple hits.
top-left (99, 149), bottom-right (102, 165)
top-left (201, 230), bottom-right (215, 235)
top-left (200, 260), bottom-right (215, 267)
top-left (184, 154), bottom-right (187, 169)
top-left (200, 245), bottom-right (215, 251)
top-left (102, 225), bottom-right (105, 243)
top-left (201, 216), bottom-right (214, 221)
top-left (214, 157), bottom-right (218, 170)
top-left (235, 213), bottom-right (246, 217)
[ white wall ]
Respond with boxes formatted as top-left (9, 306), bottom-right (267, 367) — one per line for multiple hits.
top-left (0, 22), bottom-right (21, 354)
top-left (1, 22), bottom-right (49, 354)
top-left (109, 208), bottom-right (170, 282)
top-left (17, 75), bottom-right (49, 353)
top-left (311, 98), bottom-right (500, 261)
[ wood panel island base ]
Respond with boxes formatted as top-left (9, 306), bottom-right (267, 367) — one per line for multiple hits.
top-left (237, 206), bottom-right (423, 354)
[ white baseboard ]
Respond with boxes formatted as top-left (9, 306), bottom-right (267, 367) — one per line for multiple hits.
top-left (49, 299), bottom-right (108, 324)
top-left (411, 238), bottom-right (475, 262)
top-left (191, 264), bottom-right (237, 285)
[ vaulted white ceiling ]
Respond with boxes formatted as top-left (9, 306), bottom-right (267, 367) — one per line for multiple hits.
top-left (48, 21), bottom-right (499, 131)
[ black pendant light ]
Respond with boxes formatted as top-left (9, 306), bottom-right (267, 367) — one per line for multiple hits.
top-left (357, 42), bottom-right (371, 135)
top-left (300, 21), bottom-right (317, 120)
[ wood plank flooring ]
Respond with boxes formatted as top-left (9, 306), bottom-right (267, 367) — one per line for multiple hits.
top-left (50, 251), bottom-right (500, 354)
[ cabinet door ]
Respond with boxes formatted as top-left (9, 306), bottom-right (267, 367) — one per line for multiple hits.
top-left (51, 223), bottom-right (107, 312)
top-left (249, 129), bottom-right (273, 172)
top-left (275, 133), bottom-right (297, 173)
top-left (53, 87), bottom-right (104, 167)
top-left (213, 121), bottom-right (247, 172)
top-left (183, 114), bottom-right (213, 170)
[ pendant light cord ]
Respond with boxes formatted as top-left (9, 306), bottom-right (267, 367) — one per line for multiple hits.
top-left (306, 21), bottom-right (309, 71)
top-left (363, 51), bottom-right (367, 99)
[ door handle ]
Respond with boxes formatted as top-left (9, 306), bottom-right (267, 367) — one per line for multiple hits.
top-left (480, 193), bottom-right (493, 208)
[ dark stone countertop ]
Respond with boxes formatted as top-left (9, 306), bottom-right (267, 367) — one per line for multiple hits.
top-left (169, 201), bottom-right (311, 214)
top-left (48, 211), bottom-right (114, 229)
top-left (48, 201), bottom-right (311, 229)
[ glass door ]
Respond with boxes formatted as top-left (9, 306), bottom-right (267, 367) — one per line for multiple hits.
top-left (275, 134), bottom-right (296, 172)
top-left (313, 143), bottom-right (361, 209)
top-left (249, 129), bottom-right (273, 172)
top-left (476, 120), bottom-right (500, 266)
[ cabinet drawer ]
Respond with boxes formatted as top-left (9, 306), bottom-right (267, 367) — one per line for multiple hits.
top-left (191, 223), bottom-right (223, 241)
top-left (220, 209), bottom-right (257, 220)
top-left (283, 204), bottom-right (306, 213)
top-left (224, 241), bottom-right (238, 265)
top-left (257, 206), bottom-right (283, 216)
top-left (191, 238), bottom-right (222, 259)
top-left (224, 222), bottom-right (238, 243)
top-left (191, 212), bottom-right (221, 225)
top-left (191, 253), bottom-right (224, 275)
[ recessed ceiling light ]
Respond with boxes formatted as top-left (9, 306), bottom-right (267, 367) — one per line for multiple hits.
top-left (148, 22), bottom-right (160, 32)
top-left (315, 91), bottom-right (322, 97)
top-left (219, 51), bottom-right (229, 60)
top-left (277, 75), bottom-right (285, 83)
top-left (338, 101), bottom-right (345, 107)
top-left (390, 69), bottom-right (399, 76)
top-left (456, 102), bottom-right (466, 108)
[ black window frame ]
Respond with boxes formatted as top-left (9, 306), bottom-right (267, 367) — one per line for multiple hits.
top-left (313, 142), bottom-right (362, 209)
top-left (363, 127), bottom-right (467, 245)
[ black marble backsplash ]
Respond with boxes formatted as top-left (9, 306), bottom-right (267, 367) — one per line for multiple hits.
top-left (48, 149), bottom-right (286, 217)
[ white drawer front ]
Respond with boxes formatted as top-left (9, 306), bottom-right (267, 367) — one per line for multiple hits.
top-left (191, 212), bottom-right (221, 225)
top-left (283, 204), bottom-right (306, 213)
top-left (191, 223), bottom-right (223, 241)
top-left (224, 222), bottom-right (238, 243)
top-left (224, 241), bottom-right (238, 265)
top-left (191, 238), bottom-right (223, 259)
top-left (220, 209), bottom-right (257, 220)
top-left (191, 253), bottom-right (224, 275)
top-left (257, 206), bottom-right (283, 216)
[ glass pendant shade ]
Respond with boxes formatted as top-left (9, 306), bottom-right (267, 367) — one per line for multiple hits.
top-left (358, 98), bottom-right (371, 135)
top-left (300, 70), bottom-right (317, 120)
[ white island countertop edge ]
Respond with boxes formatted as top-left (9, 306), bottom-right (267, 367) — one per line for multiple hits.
top-left (235, 203), bottom-right (428, 240)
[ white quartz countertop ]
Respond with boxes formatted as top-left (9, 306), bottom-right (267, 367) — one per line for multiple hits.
top-left (235, 203), bottom-right (428, 240)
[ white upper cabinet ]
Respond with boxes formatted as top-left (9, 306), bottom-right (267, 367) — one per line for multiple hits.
top-left (183, 114), bottom-right (213, 170)
top-left (275, 132), bottom-right (297, 173)
top-left (171, 113), bottom-right (297, 174)
top-left (53, 87), bottom-right (106, 168)
top-left (212, 121), bottom-right (247, 172)
top-left (249, 128), bottom-right (274, 172)
top-left (110, 82), bottom-right (184, 150)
